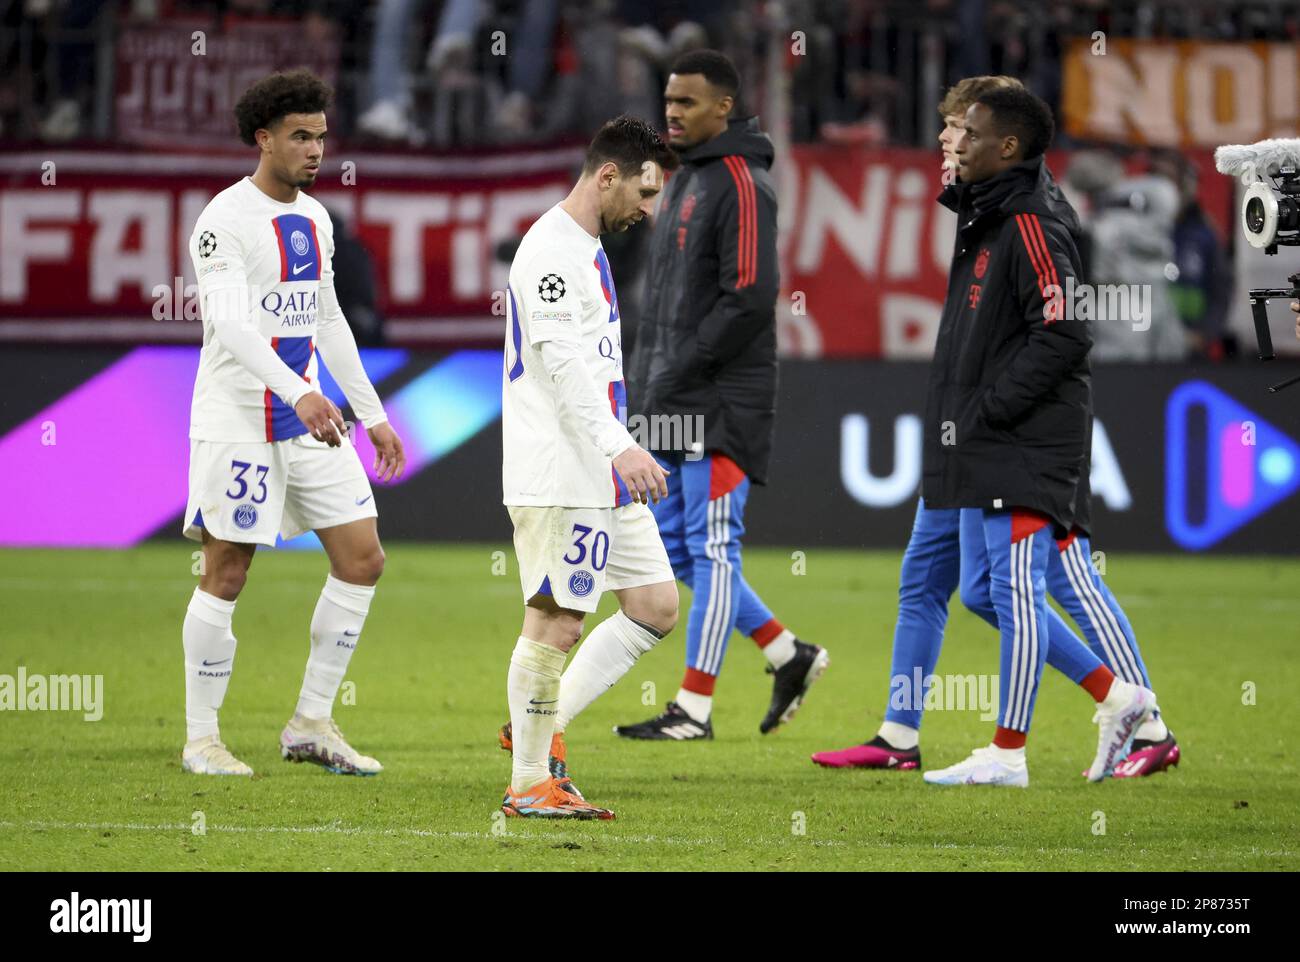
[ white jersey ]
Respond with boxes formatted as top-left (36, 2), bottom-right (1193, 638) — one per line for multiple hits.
top-left (502, 205), bottom-right (635, 508)
top-left (188, 177), bottom-right (334, 443)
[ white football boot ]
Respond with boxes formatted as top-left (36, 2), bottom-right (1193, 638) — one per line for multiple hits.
top-left (923, 746), bottom-right (1029, 787)
top-left (1087, 679), bottom-right (1157, 782)
top-left (280, 715), bottom-right (382, 776)
top-left (182, 734), bottom-right (253, 776)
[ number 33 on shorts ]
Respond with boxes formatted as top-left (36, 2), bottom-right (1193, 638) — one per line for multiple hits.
top-left (183, 435), bottom-right (377, 548)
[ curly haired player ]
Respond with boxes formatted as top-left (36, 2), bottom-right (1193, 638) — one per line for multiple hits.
top-left (180, 70), bottom-right (405, 777)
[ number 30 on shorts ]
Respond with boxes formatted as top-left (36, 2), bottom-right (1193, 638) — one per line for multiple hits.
top-left (563, 524), bottom-right (609, 571)
top-left (226, 460), bottom-right (269, 503)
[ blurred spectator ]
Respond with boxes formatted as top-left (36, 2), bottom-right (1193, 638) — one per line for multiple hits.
top-left (327, 207), bottom-right (385, 347)
top-left (358, 0), bottom-right (566, 146)
top-left (1069, 152), bottom-right (1185, 362)
top-left (11, 0), bottom-right (105, 141)
top-left (7, 0), bottom-right (1300, 148)
top-left (355, 0), bottom-right (420, 140)
top-left (1150, 151), bottom-right (1233, 361)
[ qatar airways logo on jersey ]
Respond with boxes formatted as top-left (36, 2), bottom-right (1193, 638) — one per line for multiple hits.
top-left (148, 279), bottom-right (316, 326)
top-left (597, 331), bottom-right (623, 376)
top-left (261, 288), bottom-right (317, 327)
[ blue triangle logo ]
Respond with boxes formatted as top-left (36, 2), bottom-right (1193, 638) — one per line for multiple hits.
top-left (1166, 380), bottom-right (1300, 550)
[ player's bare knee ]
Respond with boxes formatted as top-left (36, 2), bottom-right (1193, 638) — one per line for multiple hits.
top-left (624, 583), bottom-right (678, 635)
top-left (651, 588), bottom-right (679, 635)
top-left (204, 566), bottom-right (247, 601)
top-left (359, 545), bottom-right (385, 584)
top-left (334, 546), bottom-right (384, 586)
top-left (547, 616), bottom-right (584, 652)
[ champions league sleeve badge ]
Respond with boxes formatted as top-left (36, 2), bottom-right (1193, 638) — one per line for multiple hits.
top-left (538, 274), bottom-right (566, 303)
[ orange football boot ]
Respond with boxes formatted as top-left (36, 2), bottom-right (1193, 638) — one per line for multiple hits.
top-left (499, 722), bottom-right (582, 797)
top-left (500, 777), bottom-right (614, 820)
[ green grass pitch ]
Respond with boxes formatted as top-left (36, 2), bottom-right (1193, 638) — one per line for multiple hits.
top-left (1, 544), bottom-right (1296, 871)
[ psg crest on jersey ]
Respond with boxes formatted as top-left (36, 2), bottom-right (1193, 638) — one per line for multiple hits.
top-left (198, 231), bottom-right (217, 258)
top-left (290, 230), bottom-right (310, 256)
top-left (568, 569), bottom-right (594, 597)
top-left (539, 274), bottom-right (566, 303)
top-left (233, 503), bottom-right (258, 530)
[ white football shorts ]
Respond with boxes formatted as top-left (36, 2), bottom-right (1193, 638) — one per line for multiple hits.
top-left (508, 501), bottom-right (674, 613)
top-left (183, 432), bottom-right (376, 547)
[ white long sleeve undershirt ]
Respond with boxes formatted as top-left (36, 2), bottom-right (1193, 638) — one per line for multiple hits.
top-left (203, 283), bottom-right (387, 429)
top-left (205, 286), bottom-right (313, 411)
top-left (316, 281), bottom-right (387, 429)
top-left (537, 336), bottom-right (636, 461)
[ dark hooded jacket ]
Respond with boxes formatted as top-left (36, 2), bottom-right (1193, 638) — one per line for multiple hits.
top-left (627, 117), bottom-right (779, 483)
top-left (921, 155), bottom-right (1092, 533)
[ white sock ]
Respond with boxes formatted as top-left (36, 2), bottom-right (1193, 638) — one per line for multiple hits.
top-left (878, 720), bottom-right (919, 750)
top-left (1135, 715), bottom-right (1169, 742)
top-left (183, 588), bottom-right (237, 743)
top-left (556, 611), bottom-right (658, 731)
top-left (760, 629), bottom-right (798, 669)
top-left (295, 575), bottom-right (375, 720)
top-left (987, 743), bottom-right (1026, 767)
top-left (508, 636), bottom-right (566, 791)
top-left (675, 687), bottom-right (712, 723)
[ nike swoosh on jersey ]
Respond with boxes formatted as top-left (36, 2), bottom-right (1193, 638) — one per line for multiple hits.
top-left (201, 658), bottom-right (231, 667)
top-left (355, 495), bottom-right (372, 505)
top-left (292, 262), bottom-right (310, 275)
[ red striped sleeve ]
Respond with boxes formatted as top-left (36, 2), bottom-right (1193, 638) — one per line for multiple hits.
top-left (265, 336), bottom-right (280, 440)
top-left (1026, 214), bottom-right (1060, 288)
top-left (723, 156), bottom-right (757, 288)
top-left (1015, 213), bottom-right (1061, 323)
top-left (310, 219), bottom-right (322, 277)
top-left (608, 381), bottom-right (618, 504)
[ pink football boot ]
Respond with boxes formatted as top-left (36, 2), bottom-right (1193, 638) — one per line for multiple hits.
top-left (812, 736), bottom-right (921, 770)
top-left (1112, 734), bottom-right (1181, 778)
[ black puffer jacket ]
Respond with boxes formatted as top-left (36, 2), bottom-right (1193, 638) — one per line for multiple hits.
top-left (921, 156), bottom-right (1092, 533)
top-left (627, 117), bottom-right (779, 483)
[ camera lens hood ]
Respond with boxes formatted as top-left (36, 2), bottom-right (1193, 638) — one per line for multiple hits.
top-left (1242, 181), bottom-right (1279, 249)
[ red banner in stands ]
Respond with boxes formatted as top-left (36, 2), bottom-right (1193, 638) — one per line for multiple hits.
top-left (777, 146), bottom-right (1232, 358)
top-left (0, 149), bottom-right (582, 345)
top-left (0, 147), bottom-right (1229, 355)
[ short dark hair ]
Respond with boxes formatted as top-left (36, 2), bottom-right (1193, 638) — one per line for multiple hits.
top-left (669, 49), bottom-right (740, 100)
top-left (974, 87), bottom-right (1055, 160)
top-left (582, 114), bottom-right (679, 178)
top-left (234, 70), bottom-right (332, 146)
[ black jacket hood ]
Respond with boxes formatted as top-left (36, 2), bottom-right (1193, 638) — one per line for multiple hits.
top-left (677, 116), bottom-right (775, 169)
top-left (940, 156), bottom-right (1081, 240)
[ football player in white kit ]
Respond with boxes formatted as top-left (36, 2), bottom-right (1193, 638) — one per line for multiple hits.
top-left (497, 117), bottom-right (681, 819)
top-left (180, 71), bottom-right (406, 776)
